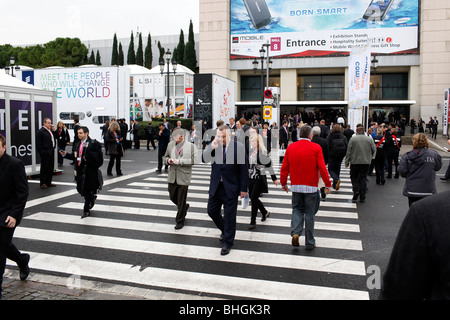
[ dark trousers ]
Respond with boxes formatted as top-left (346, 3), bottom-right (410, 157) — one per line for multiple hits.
top-left (107, 154), bottom-right (122, 174)
top-left (408, 196), bottom-right (424, 207)
top-left (387, 151), bottom-right (399, 178)
top-left (0, 227), bottom-right (27, 293)
top-left (249, 178), bottom-right (268, 224)
top-left (147, 137), bottom-right (156, 150)
top-left (39, 152), bottom-right (54, 186)
top-left (207, 182), bottom-right (239, 249)
top-left (168, 182), bottom-right (189, 223)
top-left (374, 153), bottom-right (385, 184)
top-left (445, 163), bottom-right (450, 179)
top-left (133, 134), bottom-right (140, 149)
top-left (350, 164), bottom-right (370, 200)
top-left (158, 148), bottom-right (168, 171)
top-left (83, 191), bottom-right (95, 213)
top-left (328, 156), bottom-right (344, 187)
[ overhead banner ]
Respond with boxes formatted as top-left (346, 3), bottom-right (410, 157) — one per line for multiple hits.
top-left (231, 0), bottom-right (419, 59)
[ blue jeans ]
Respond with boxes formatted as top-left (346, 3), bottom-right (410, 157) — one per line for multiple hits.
top-left (291, 191), bottom-right (320, 248)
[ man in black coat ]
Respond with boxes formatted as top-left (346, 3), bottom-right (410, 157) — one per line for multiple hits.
top-left (380, 190), bottom-right (450, 299)
top-left (155, 123), bottom-right (170, 173)
top-left (0, 134), bottom-right (30, 299)
top-left (61, 127), bottom-right (103, 218)
top-left (36, 117), bottom-right (56, 189)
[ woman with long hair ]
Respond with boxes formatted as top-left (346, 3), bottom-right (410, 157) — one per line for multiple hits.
top-left (55, 121), bottom-right (70, 166)
top-left (398, 133), bottom-right (442, 206)
top-left (248, 133), bottom-right (279, 229)
top-left (105, 121), bottom-right (124, 176)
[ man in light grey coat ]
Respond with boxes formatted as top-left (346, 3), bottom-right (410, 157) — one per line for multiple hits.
top-left (163, 128), bottom-right (199, 229)
top-left (344, 124), bottom-right (376, 203)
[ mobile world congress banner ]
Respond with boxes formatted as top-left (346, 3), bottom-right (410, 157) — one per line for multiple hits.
top-left (347, 44), bottom-right (371, 130)
top-left (230, 0), bottom-right (419, 59)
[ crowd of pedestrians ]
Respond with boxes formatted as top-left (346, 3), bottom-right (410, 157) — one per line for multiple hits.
top-left (1, 110), bottom-right (449, 299)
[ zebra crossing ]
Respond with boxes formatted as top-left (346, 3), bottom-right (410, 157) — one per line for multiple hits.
top-left (8, 158), bottom-right (370, 300)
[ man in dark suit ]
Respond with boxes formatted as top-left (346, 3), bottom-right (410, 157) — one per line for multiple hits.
top-left (61, 127), bottom-right (104, 218)
top-left (279, 120), bottom-right (289, 163)
top-left (36, 117), bottom-right (56, 189)
top-left (155, 123), bottom-right (170, 173)
top-left (203, 125), bottom-right (248, 255)
top-left (0, 134), bottom-right (30, 299)
top-left (292, 123), bottom-right (301, 143)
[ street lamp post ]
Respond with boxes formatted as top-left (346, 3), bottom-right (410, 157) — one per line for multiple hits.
top-left (252, 44), bottom-right (272, 123)
top-left (4, 56), bottom-right (20, 77)
top-left (159, 50), bottom-right (177, 118)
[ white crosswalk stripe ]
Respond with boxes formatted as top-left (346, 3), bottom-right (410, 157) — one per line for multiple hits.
top-left (10, 160), bottom-right (369, 300)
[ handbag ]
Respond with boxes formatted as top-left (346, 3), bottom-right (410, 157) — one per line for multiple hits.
top-left (278, 146), bottom-right (286, 157)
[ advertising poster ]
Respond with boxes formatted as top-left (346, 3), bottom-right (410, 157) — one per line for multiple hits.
top-left (212, 75), bottom-right (235, 125)
top-left (9, 100), bottom-right (32, 165)
top-left (444, 89), bottom-right (449, 136)
top-left (30, 67), bottom-right (121, 141)
top-left (130, 74), bottom-right (165, 120)
top-left (34, 102), bottom-right (54, 164)
top-left (348, 44), bottom-right (371, 110)
top-left (193, 74), bottom-right (213, 129)
top-left (231, 0), bottom-right (419, 59)
top-left (0, 99), bottom-right (5, 137)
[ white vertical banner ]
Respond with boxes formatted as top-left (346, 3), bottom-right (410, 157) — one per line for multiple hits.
top-left (444, 88), bottom-right (449, 136)
top-left (348, 43), bottom-right (371, 130)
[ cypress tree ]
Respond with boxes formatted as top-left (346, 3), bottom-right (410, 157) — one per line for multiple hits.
top-left (175, 29), bottom-right (185, 65)
top-left (157, 41), bottom-right (165, 64)
top-left (184, 20), bottom-right (197, 72)
top-left (88, 50), bottom-right (95, 64)
top-left (95, 50), bottom-right (102, 66)
top-left (144, 32), bottom-right (153, 69)
top-left (136, 32), bottom-right (144, 66)
top-left (118, 42), bottom-right (124, 66)
top-left (111, 33), bottom-right (119, 65)
top-left (127, 31), bottom-right (136, 65)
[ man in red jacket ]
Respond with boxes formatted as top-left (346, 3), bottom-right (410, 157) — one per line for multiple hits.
top-left (280, 125), bottom-right (331, 249)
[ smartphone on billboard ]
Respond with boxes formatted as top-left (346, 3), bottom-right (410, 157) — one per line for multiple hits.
top-left (243, 0), bottom-right (272, 29)
top-left (362, 0), bottom-right (394, 21)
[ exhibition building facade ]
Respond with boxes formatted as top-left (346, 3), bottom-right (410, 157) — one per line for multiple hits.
top-left (198, 0), bottom-right (450, 132)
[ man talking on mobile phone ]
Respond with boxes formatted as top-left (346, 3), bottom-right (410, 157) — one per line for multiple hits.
top-left (203, 125), bottom-right (248, 256)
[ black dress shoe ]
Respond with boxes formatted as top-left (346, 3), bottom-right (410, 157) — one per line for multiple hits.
top-left (441, 178), bottom-right (449, 181)
top-left (174, 222), bottom-right (184, 230)
top-left (19, 254), bottom-right (30, 281)
top-left (220, 246), bottom-right (231, 256)
top-left (81, 212), bottom-right (90, 219)
top-left (219, 232), bottom-right (224, 242)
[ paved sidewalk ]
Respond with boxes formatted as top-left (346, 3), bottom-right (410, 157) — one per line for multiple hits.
top-left (1, 269), bottom-right (219, 300)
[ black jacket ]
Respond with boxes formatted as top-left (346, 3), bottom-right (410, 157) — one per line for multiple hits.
top-left (54, 127), bottom-right (70, 149)
top-left (64, 137), bottom-right (103, 195)
top-left (156, 127), bottom-right (170, 150)
top-left (36, 127), bottom-right (56, 156)
top-left (0, 154), bottom-right (29, 227)
top-left (380, 191), bottom-right (450, 299)
top-left (312, 135), bottom-right (329, 165)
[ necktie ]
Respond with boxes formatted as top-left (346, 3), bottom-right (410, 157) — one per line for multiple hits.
top-left (222, 145), bottom-right (226, 164)
top-left (78, 141), bottom-right (84, 166)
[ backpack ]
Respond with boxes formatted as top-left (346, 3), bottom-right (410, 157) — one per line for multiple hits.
top-left (330, 136), bottom-right (347, 157)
